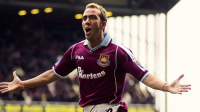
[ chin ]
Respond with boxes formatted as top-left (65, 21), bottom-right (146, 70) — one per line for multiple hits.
top-left (85, 35), bottom-right (90, 40)
top-left (85, 33), bottom-right (91, 38)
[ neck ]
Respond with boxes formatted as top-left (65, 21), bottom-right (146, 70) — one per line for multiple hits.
top-left (88, 32), bottom-right (104, 48)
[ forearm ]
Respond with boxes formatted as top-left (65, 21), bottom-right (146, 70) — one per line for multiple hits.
top-left (22, 69), bottom-right (60, 89)
top-left (142, 74), bottom-right (169, 91)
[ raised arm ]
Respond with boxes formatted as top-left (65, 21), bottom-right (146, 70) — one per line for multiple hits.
top-left (0, 69), bottom-right (60, 93)
top-left (142, 74), bottom-right (191, 94)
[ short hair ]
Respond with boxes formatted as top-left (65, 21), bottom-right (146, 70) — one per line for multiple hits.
top-left (85, 3), bottom-right (107, 22)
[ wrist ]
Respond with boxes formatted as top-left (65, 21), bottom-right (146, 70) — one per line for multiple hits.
top-left (20, 81), bottom-right (25, 90)
top-left (162, 83), bottom-right (169, 91)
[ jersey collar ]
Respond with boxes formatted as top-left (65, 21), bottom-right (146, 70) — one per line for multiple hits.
top-left (83, 33), bottom-right (111, 52)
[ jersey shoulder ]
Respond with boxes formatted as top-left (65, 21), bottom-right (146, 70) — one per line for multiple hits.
top-left (68, 40), bottom-right (85, 50)
top-left (111, 40), bottom-right (135, 59)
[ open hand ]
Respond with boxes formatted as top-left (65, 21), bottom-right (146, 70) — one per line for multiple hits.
top-left (168, 74), bottom-right (191, 94)
top-left (0, 71), bottom-right (25, 93)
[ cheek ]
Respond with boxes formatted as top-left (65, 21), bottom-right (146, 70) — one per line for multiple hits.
top-left (93, 22), bottom-right (101, 29)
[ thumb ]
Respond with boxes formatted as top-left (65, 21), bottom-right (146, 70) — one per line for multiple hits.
top-left (13, 71), bottom-right (20, 80)
top-left (177, 74), bottom-right (184, 81)
top-left (13, 71), bottom-right (17, 77)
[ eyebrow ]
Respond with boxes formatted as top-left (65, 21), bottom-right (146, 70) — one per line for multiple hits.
top-left (83, 14), bottom-right (98, 18)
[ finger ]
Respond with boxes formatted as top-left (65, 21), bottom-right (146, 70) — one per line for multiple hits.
top-left (178, 74), bottom-right (184, 81)
top-left (179, 89), bottom-right (188, 92)
top-left (1, 89), bottom-right (9, 94)
top-left (176, 92), bottom-right (182, 94)
top-left (180, 87), bottom-right (191, 90)
top-left (0, 86), bottom-right (7, 88)
top-left (181, 84), bottom-right (191, 87)
top-left (13, 71), bottom-right (17, 77)
top-left (176, 89), bottom-right (183, 94)
top-left (13, 71), bottom-right (20, 80)
top-left (0, 88), bottom-right (8, 93)
top-left (0, 82), bottom-right (9, 85)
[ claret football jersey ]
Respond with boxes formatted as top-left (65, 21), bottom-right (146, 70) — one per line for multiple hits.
top-left (53, 33), bottom-right (149, 107)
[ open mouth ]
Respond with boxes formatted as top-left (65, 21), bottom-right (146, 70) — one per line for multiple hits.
top-left (85, 27), bottom-right (91, 34)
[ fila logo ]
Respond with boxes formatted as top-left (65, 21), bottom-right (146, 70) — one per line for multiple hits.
top-left (75, 55), bottom-right (84, 60)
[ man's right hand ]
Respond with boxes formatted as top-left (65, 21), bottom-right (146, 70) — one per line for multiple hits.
top-left (0, 71), bottom-right (25, 93)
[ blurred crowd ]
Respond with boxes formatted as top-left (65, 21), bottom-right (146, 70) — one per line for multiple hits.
top-left (0, 15), bottom-right (154, 104)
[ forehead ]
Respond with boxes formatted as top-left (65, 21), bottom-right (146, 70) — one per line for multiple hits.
top-left (83, 8), bottom-right (101, 16)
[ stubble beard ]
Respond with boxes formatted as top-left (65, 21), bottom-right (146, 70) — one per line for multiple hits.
top-left (85, 23), bottom-right (102, 42)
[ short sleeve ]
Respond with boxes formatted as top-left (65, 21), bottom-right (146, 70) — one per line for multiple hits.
top-left (52, 45), bottom-right (77, 78)
top-left (118, 46), bottom-right (149, 81)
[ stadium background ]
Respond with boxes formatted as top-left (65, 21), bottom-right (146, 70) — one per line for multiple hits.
top-left (0, 0), bottom-right (199, 112)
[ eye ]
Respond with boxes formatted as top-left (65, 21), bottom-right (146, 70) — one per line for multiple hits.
top-left (82, 16), bottom-right (87, 21)
top-left (90, 15), bottom-right (97, 19)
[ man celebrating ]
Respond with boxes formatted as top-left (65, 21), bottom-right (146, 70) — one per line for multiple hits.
top-left (0, 3), bottom-right (191, 112)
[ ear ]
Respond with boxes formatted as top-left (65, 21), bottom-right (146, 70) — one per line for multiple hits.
top-left (101, 21), bottom-right (107, 30)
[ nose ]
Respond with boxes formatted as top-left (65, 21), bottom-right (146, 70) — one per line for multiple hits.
top-left (85, 18), bottom-right (90, 25)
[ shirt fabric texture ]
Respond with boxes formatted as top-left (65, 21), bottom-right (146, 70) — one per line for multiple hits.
top-left (53, 33), bottom-right (149, 107)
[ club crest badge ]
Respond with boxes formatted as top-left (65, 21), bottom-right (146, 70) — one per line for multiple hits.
top-left (97, 54), bottom-right (110, 67)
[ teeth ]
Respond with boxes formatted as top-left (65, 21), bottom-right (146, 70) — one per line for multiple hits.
top-left (86, 27), bottom-right (90, 29)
